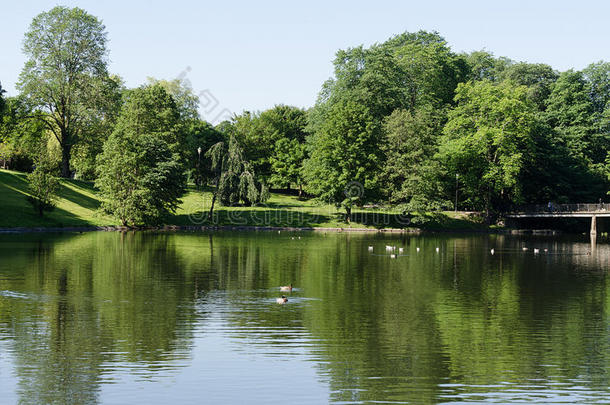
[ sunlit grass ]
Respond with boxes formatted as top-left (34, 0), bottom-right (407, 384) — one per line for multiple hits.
top-left (0, 169), bottom-right (487, 230)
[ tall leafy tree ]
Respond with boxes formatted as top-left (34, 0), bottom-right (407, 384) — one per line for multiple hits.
top-left (270, 138), bottom-right (306, 195)
top-left (70, 74), bottom-right (124, 179)
top-left (303, 100), bottom-right (381, 222)
top-left (464, 50), bottom-right (512, 82)
top-left (500, 63), bottom-right (558, 110)
top-left (439, 81), bottom-right (537, 217)
top-left (544, 71), bottom-right (605, 165)
top-left (380, 108), bottom-right (446, 210)
top-left (18, 6), bottom-right (110, 177)
top-left (96, 84), bottom-right (185, 226)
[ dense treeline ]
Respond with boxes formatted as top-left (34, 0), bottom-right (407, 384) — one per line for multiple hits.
top-left (0, 6), bottom-right (608, 225)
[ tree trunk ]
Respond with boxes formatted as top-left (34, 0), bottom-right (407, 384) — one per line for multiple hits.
top-left (298, 183), bottom-right (303, 198)
top-left (61, 143), bottom-right (72, 178)
top-left (345, 205), bottom-right (352, 223)
top-left (208, 192), bottom-right (217, 221)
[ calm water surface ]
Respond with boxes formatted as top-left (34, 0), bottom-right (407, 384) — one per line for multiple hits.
top-left (0, 231), bottom-right (608, 404)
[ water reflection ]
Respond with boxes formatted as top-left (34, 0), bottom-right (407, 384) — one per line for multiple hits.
top-left (0, 231), bottom-right (608, 403)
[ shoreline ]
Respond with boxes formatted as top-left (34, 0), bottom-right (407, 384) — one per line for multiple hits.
top-left (0, 224), bottom-right (565, 235)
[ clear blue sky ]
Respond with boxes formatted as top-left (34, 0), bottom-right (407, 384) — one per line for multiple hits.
top-left (1, 0), bottom-right (609, 121)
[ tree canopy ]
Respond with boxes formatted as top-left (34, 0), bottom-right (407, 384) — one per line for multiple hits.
top-left (96, 84), bottom-right (185, 226)
top-left (18, 6), bottom-right (110, 178)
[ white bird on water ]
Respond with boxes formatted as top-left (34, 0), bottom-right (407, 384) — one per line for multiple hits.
top-left (390, 254), bottom-right (396, 259)
top-left (522, 247), bottom-right (529, 251)
top-left (276, 296), bottom-right (288, 304)
top-left (490, 248), bottom-right (495, 255)
top-left (534, 248), bottom-right (540, 254)
top-left (416, 247), bottom-right (420, 253)
top-left (368, 246), bottom-right (374, 252)
top-left (435, 247), bottom-right (440, 253)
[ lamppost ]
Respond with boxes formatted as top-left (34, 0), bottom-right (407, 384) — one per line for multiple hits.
top-left (455, 173), bottom-right (459, 213)
top-left (197, 147), bottom-right (202, 189)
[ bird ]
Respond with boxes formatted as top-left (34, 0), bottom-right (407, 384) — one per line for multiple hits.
top-left (490, 248), bottom-right (495, 255)
top-left (390, 254), bottom-right (396, 259)
top-left (416, 247), bottom-right (420, 253)
top-left (398, 247), bottom-right (404, 254)
top-left (522, 247), bottom-right (529, 251)
top-left (276, 296), bottom-right (288, 304)
top-left (533, 248), bottom-right (540, 254)
top-left (368, 246), bottom-right (374, 252)
top-left (435, 247), bottom-right (440, 253)
top-left (280, 284), bottom-right (293, 292)
top-left (544, 248), bottom-right (548, 253)
top-left (386, 245), bottom-right (393, 251)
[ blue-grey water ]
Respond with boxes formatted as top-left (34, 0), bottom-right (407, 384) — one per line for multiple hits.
top-left (0, 231), bottom-right (608, 404)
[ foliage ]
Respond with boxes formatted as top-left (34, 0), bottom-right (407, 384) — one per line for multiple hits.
top-left (96, 84), bottom-right (185, 226)
top-left (270, 137), bottom-right (306, 192)
top-left (545, 71), bottom-right (596, 160)
top-left (379, 107), bottom-right (448, 210)
top-left (146, 77), bottom-right (200, 121)
top-left (26, 153), bottom-right (59, 216)
top-left (499, 63), bottom-right (558, 110)
top-left (464, 50), bottom-right (512, 82)
top-left (70, 74), bottom-right (124, 180)
top-left (439, 81), bottom-right (538, 215)
top-left (206, 135), bottom-right (265, 208)
top-left (0, 97), bottom-right (47, 171)
top-left (18, 6), bottom-right (110, 177)
top-left (228, 105), bottom-right (308, 181)
top-left (304, 100), bottom-right (381, 221)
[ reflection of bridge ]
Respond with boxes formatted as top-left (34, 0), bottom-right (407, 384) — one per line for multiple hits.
top-left (506, 204), bottom-right (610, 236)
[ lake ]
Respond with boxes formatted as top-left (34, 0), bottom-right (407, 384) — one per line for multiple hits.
top-left (0, 231), bottom-right (608, 404)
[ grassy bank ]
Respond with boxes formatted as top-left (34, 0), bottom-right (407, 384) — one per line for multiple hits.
top-left (0, 169), bottom-right (488, 231)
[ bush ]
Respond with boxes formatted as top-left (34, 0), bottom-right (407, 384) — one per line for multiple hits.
top-left (27, 156), bottom-right (59, 216)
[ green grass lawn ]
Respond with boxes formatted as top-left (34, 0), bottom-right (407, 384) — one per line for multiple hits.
top-left (0, 169), bottom-right (488, 230)
top-left (0, 169), bottom-right (113, 228)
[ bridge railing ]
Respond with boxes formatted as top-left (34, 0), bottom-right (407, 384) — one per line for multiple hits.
top-left (510, 203), bottom-right (610, 214)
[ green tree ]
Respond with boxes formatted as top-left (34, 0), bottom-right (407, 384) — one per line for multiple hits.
top-left (70, 74), bottom-right (124, 180)
top-left (303, 100), bottom-right (381, 222)
top-left (18, 6), bottom-right (110, 177)
top-left (270, 138), bottom-right (306, 195)
top-left (228, 105), bottom-right (308, 182)
top-left (0, 96), bottom-right (47, 170)
top-left (545, 70), bottom-right (606, 165)
top-left (499, 63), bottom-right (558, 110)
top-left (205, 134), bottom-right (264, 219)
top-left (146, 77), bottom-right (200, 121)
top-left (464, 50), bottom-right (512, 82)
top-left (96, 85), bottom-right (185, 226)
top-left (439, 81), bottom-right (537, 217)
top-left (27, 152), bottom-right (59, 216)
top-left (380, 108), bottom-right (446, 210)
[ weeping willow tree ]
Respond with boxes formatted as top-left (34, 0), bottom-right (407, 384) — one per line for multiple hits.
top-left (206, 135), bottom-right (268, 220)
